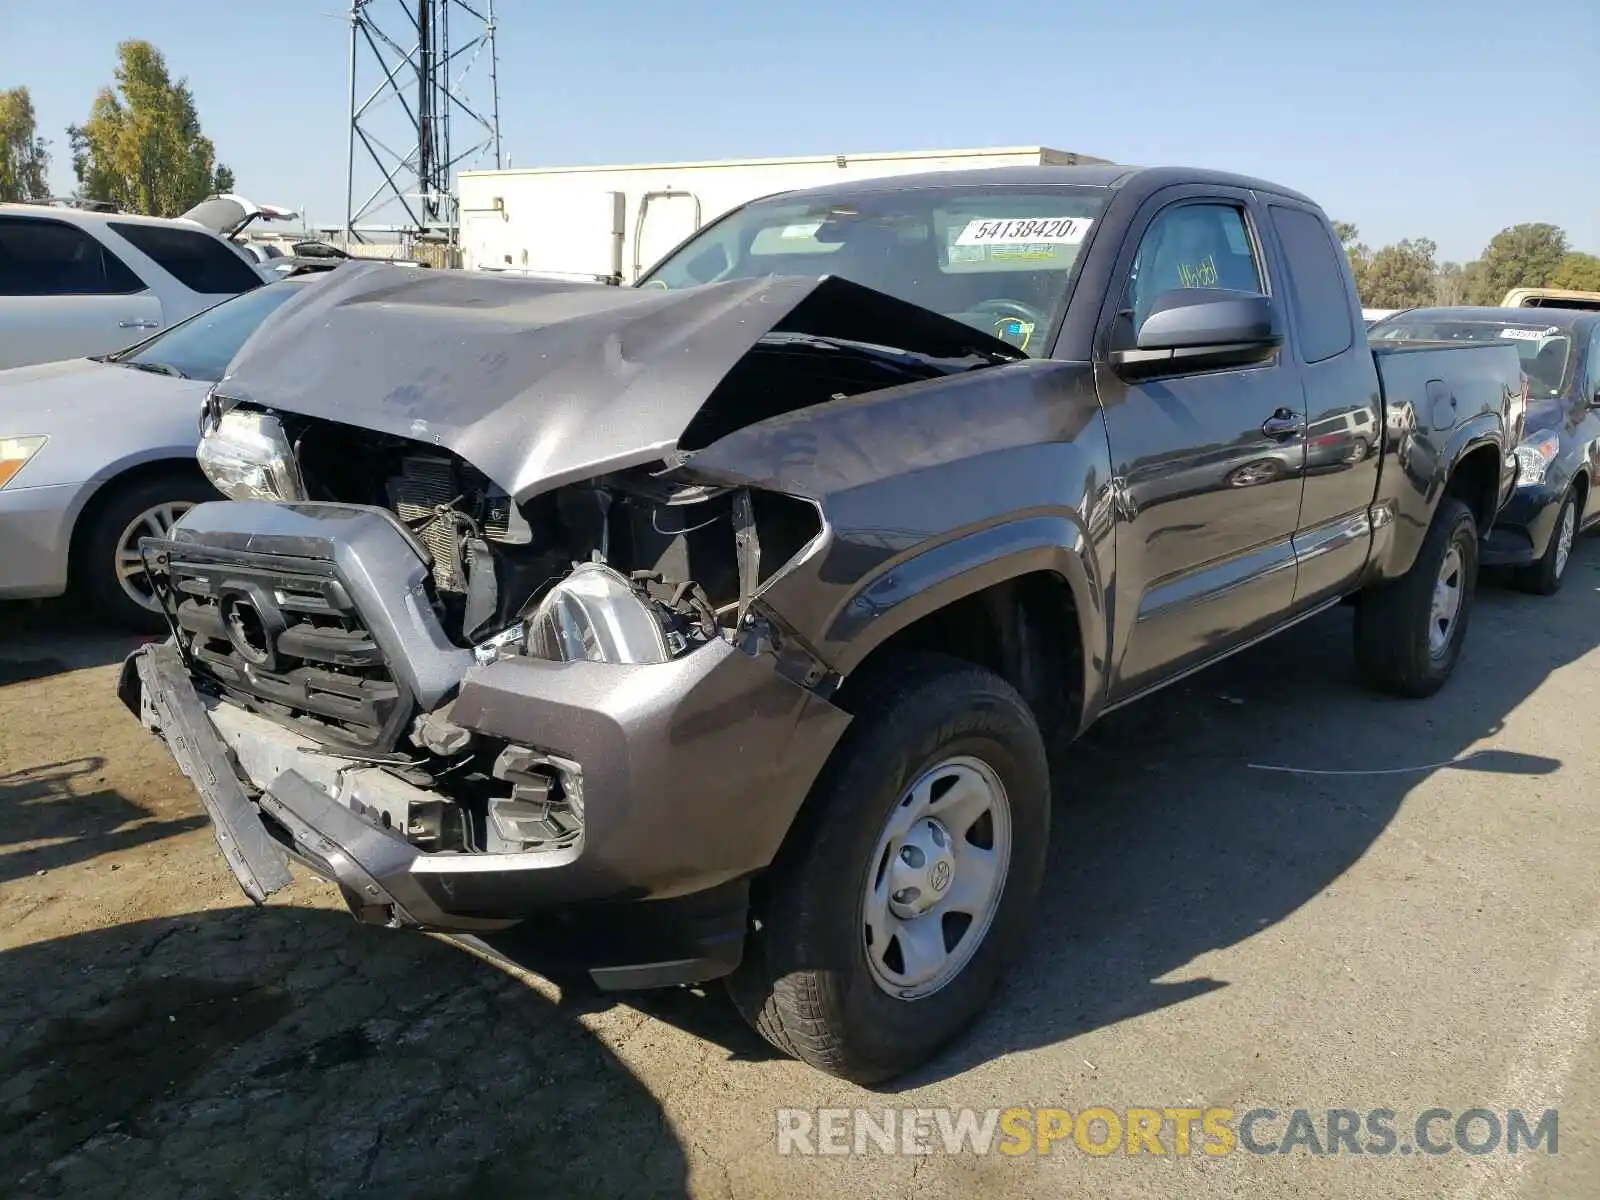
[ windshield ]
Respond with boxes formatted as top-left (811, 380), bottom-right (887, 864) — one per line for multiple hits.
top-left (639, 184), bottom-right (1109, 355)
top-left (115, 281), bottom-right (302, 382)
top-left (1371, 318), bottom-right (1575, 398)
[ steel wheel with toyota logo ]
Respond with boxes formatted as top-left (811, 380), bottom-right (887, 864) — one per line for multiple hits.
top-left (725, 651), bottom-right (1051, 1085)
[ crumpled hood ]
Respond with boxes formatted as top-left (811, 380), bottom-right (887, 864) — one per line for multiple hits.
top-left (211, 261), bottom-right (1020, 501)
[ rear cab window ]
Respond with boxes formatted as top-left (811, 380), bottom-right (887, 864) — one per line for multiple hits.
top-left (0, 216), bottom-right (146, 296)
top-left (108, 221), bottom-right (264, 295)
top-left (1267, 206), bottom-right (1355, 364)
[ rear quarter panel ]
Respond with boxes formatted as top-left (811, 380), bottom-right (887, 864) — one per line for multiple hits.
top-left (1368, 341), bottom-right (1522, 579)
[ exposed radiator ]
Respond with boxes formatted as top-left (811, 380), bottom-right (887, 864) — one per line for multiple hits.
top-left (387, 455), bottom-right (511, 593)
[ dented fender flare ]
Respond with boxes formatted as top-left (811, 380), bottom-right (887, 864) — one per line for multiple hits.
top-left (820, 513), bottom-right (1108, 711)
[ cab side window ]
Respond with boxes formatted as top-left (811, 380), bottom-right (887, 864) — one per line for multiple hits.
top-left (1127, 202), bottom-right (1262, 330)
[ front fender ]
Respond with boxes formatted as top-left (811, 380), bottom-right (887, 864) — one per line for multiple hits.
top-left (806, 508), bottom-right (1107, 732)
top-left (821, 511), bottom-right (1107, 690)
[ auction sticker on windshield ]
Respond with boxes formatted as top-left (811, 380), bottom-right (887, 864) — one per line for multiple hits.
top-left (1500, 327), bottom-right (1560, 340)
top-left (955, 217), bottom-right (1094, 246)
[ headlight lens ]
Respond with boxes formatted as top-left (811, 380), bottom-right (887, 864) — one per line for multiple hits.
top-left (525, 562), bottom-right (673, 665)
top-left (1514, 432), bottom-right (1561, 487)
top-left (0, 435), bottom-right (47, 489)
top-left (197, 409), bottom-right (307, 502)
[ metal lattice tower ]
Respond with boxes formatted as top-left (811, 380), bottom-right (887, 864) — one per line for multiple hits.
top-left (343, 0), bottom-right (502, 244)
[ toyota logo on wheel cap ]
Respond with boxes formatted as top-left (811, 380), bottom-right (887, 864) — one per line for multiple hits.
top-left (929, 860), bottom-right (952, 893)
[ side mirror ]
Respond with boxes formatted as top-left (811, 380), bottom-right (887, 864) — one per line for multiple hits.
top-left (1110, 289), bottom-right (1282, 378)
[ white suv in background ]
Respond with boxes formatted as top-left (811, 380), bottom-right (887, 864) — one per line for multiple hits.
top-left (0, 203), bottom-right (277, 370)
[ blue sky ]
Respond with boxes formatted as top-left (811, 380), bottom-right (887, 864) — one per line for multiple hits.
top-left (2, 0), bottom-right (1595, 262)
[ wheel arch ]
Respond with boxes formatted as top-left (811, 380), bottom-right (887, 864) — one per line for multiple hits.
top-left (65, 454), bottom-right (211, 587)
top-left (823, 516), bottom-right (1107, 745)
top-left (1443, 439), bottom-right (1505, 535)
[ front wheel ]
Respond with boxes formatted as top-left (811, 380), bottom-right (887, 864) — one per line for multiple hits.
top-left (726, 652), bottom-right (1050, 1084)
top-left (1515, 488), bottom-right (1578, 596)
top-left (1353, 496), bottom-right (1479, 698)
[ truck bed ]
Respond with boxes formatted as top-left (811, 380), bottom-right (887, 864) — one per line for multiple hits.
top-left (1367, 339), bottom-right (1524, 572)
top-left (1370, 340), bottom-right (1526, 439)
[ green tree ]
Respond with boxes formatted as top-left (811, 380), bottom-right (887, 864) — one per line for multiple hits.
top-left (67, 41), bottom-right (233, 216)
top-left (1549, 251), bottom-right (1600, 292)
top-left (1360, 238), bottom-right (1438, 309)
top-left (1461, 260), bottom-right (1488, 305)
top-left (1433, 260), bottom-right (1466, 306)
top-left (1467, 222), bottom-right (1570, 304)
top-left (0, 86), bottom-right (51, 203)
top-left (1334, 220), bottom-right (1372, 301)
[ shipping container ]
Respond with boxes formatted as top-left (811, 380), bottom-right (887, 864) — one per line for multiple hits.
top-left (456, 145), bottom-right (1110, 284)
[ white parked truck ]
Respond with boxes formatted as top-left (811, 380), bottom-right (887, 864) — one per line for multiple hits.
top-left (457, 145), bottom-right (1110, 285)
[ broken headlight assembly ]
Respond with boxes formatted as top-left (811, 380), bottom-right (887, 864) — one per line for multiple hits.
top-left (520, 561), bottom-right (717, 666)
top-left (1513, 431), bottom-right (1561, 488)
top-left (197, 408), bottom-right (308, 503)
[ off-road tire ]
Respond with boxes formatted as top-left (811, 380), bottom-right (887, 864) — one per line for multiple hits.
top-left (725, 651), bottom-right (1050, 1084)
top-left (1353, 496), bottom-right (1479, 698)
top-left (76, 472), bottom-right (217, 632)
top-left (1514, 488), bottom-right (1578, 597)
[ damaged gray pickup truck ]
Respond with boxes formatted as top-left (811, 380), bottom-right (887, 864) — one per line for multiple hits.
top-left (119, 165), bottom-right (1526, 1083)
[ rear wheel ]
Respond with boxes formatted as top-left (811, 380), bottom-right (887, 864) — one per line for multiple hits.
top-left (76, 472), bottom-right (217, 632)
top-left (1354, 496), bottom-right (1479, 698)
top-left (1515, 488), bottom-right (1578, 596)
top-left (726, 652), bottom-right (1050, 1084)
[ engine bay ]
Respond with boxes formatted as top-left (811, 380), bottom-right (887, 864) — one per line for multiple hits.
top-left (283, 412), bottom-right (824, 651)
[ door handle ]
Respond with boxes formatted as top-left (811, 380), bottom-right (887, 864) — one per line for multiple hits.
top-left (1261, 409), bottom-right (1303, 440)
top-left (119, 319), bottom-right (160, 329)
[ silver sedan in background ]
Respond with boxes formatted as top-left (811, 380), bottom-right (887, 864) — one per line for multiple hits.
top-left (0, 278), bottom-right (308, 629)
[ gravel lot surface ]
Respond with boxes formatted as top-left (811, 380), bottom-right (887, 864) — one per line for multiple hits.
top-left (4, 547), bottom-right (1598, 1199)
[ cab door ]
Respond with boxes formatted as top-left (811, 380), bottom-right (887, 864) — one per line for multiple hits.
top-left (1094, 188), bottom-right (1308, 701)
top-left (1261, 200), bottom-right (1383, 608)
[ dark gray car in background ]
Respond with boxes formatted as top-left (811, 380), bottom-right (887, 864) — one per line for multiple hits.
top-left (119, 164), bottom-right (1522, 1083)
top-left (1371, 306), bottom-right (1600, 594)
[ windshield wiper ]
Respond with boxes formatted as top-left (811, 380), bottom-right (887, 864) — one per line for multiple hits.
top-left (119, 360), bottom-right (189, 379)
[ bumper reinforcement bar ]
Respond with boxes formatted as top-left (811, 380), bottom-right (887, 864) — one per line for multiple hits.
top-left (124, 642), bottom-right (294, 903)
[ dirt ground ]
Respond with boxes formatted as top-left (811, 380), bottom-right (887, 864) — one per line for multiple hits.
top-left (4, 550), bottom-right (1600, 1199)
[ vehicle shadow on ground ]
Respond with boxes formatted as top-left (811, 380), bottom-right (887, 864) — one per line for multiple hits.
top-left (893, 544), bottom-right (1598, 1087)
top-left (561, 544), bottom-right (1600, 1086)
top-left (0, 600), bottom-right (153, 686)
top-left (0, 759), bottom-right (208, 885)
top-left (0, 907), bottom-right (689, 1200)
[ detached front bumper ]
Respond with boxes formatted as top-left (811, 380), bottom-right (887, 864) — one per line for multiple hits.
top-left (118, 499), bottom-right (852, 985)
